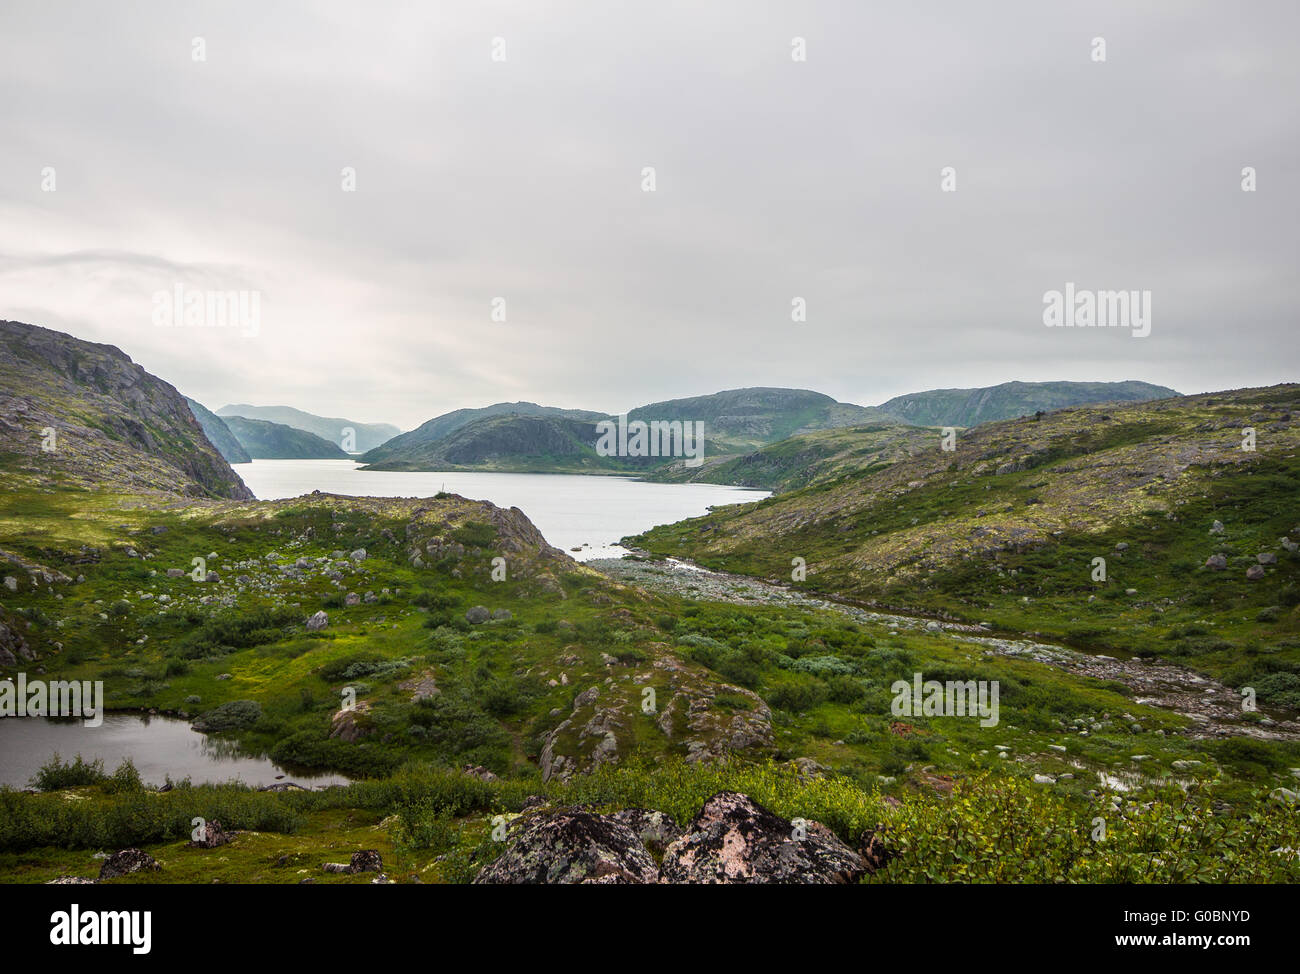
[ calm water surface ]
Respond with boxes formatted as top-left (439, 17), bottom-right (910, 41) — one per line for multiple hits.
top-left (0, 714), bottom-right (349, 789)
top-left (233, 459), bottom-right (768, 560)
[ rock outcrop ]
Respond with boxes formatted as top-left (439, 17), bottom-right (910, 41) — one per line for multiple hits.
top-left (474, 793), bottom-right (868, 884)
top-left (474, 809), bottom-right (661, 884)
top-left (0, 320), bottom-right (252, 499)
top-left (659, 792), bottom-right (867, 884)
top-left (99, 848), bottom-right (161, 880)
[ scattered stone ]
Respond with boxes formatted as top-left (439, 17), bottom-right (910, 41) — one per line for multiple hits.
top-left (1204, 554), bottom-right (1227, 570)
top-left (306, 610), bottom-right (329, 631)
top-left (99, 848), bottom-right (161, 880)
top-left (188, 820), bottom-right (235, 848)
top-left (793, 757), bottom-right (829, 778)
top-left (465, 605), bottom-right (490, 624)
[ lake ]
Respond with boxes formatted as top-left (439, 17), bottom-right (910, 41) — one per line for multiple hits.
top-left (232, 459), bottom-right (768, 560)
top-left (0, 462), bottom-right (766, 787)
top-left (0, 714), bottom-right (349, 789)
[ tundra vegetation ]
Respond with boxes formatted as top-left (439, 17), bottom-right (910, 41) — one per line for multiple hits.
top-left (1, 322), bottom-right (1296, 883)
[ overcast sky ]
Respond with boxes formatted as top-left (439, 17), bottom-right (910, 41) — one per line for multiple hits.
top-left (2, 1), bottom-right (1297, 430)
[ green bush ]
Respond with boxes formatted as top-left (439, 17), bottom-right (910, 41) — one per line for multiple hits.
top-left (30, 753), bottom-right (106, 791)
top-left (191, 700), bottom-right (263, 733)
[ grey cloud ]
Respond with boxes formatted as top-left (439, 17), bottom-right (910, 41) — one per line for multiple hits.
top-left (0, 0), bottom-right (1295, 428)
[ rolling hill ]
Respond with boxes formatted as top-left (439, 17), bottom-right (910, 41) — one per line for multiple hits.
top-left (631, 384), bottom-right (1300, 699)
top-left (362, 388), bottom-right (895, 473)
top-left (218, 404), bottom-right (401, 453)
top-left (220, 415), bottom-right (352, 460)
top-left (877, 380), bottom-right (1180, 428)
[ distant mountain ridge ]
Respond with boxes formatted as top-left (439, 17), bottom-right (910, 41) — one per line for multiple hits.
top-left (218, 404), bottom-right (401, 453)
top-left (361, 401), bottom-right (607, 468)
top-left (877, 380), bottom-right (1180, 428)
top-left (221, 415), bottom-right (350, 460)
top-left (362, 388), bottom-right (895, 473)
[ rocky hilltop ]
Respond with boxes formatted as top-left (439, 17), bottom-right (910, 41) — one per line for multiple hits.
top-left (0, 320), bottom-right (251, 499)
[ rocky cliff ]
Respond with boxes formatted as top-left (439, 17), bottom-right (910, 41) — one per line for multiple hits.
top-left (0, 320), bottom-right (252, 499)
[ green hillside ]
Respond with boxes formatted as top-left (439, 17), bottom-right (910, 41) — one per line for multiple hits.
top-left (878, 380), bottom-right (1180, 428)
top-left (632, 385), bottom-right (1300, 699)
top-left (222, 416), bottom-right (351, 460)
top-left (363, 388), bottom-right (894, 474)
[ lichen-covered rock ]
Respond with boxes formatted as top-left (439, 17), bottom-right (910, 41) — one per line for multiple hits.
top-left (321, 850), bottom-right (383, 874)
top-left (329, 700), bottom-right (372, 742)
top-left (659, 792), bottom-right (866, 884)
top-left (610, 808), bottom-right (682, 854)
top-left (465, 605), bottom-right (490, 624)
top-left (306, 609), bottom-right (329, 630)
top-left (349, 849), bottom-right (383, 872)
top-left (99, 848), bottom-right (161, 880)
top-left (474, 809), bottom-right (660, 884)
top-left (188, 820), bottom-right (235, 849)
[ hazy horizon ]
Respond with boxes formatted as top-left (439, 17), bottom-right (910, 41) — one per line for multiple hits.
top-left (3, 0), bottom-right (1297, 429)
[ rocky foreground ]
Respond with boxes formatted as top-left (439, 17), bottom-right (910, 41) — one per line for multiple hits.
top-left (476, 791), bottom-right (884, 884)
